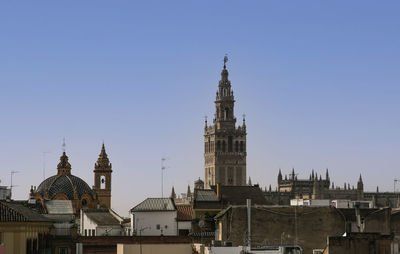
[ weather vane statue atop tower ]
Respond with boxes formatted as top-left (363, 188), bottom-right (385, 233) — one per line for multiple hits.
top-left (223, 55), bottom-right (228, 69)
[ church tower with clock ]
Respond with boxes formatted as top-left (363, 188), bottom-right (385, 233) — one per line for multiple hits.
top-left (204, 57), bottom-right (247, 189)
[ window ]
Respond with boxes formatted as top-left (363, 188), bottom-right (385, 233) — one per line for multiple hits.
top-left (228, 136), bottom-right (233, 152)
top-left (222, 141), bottom-right (226, 152)
top-left (235, 141), bottom-right (239, 152)
top-left (216, 141), bottom-right (221, 151)
top-left (100, 175), bottom-right (106, 189)
top-left (224, 108), bottom-right (229, 119)
top-left (82, 199), bottom-right (87, 206)
top-left (156, 224), bottom-right (161, 230)
top-left (58, 247), bottom-right (68, 254)
top-left (85, 229), bottom-right (87, 236)
top-left (228, 167), bottom-right (234, 185)
top-left (240, 141), bottom-right (244, 152)
top-left (92, 229), bottom-right (95, 236)
top-left (179, 229), bottom-right (190, 236)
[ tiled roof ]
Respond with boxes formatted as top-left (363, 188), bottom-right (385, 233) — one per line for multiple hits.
top-left (36, 174), bottom-right (95, 200)
top-left (131, 198), bottom-right (176, 212)
top-left (177, 205), bottom-right (193, 221)
top-left (84, 209), bottom-right (121, 226)
top-left (194, 190), bottom-right (218, 201)
top-left (45, 200), bottom-right (73, 214)
top-left (0, 201), bottom-right (51, 222)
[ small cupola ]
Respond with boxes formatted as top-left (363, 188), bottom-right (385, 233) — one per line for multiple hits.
top-left (57, 152), bottom-right (72, 176)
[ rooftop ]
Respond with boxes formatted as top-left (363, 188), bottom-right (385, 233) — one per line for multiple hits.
top-left (131, 198), bottom-right (176, 212)
top-left (177, 205), bottom-right (193, 221)
top-left (0, 200), bottom-right (51, 222)
top-left (84, 209), bottom-right (121, 226)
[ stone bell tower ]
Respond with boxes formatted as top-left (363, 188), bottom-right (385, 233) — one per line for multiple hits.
top-left (93, 143), bottom-right (112, 208)
top-left (204, 56), bottom-right (247, 189)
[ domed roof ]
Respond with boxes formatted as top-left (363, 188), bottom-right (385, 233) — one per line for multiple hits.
top-left (35, 151), bottom-right (95, 200)
top-left (36, 174), bottom-right (95, 200)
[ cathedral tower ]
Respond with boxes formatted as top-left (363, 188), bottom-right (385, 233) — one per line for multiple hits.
top-left (93, 143), bottom-right (112, 208)
top-left (204, 57), bottom-right (247, 188)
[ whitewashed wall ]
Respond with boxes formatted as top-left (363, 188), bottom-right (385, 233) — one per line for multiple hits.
top-left (131, 211), bottom-right (177, 236)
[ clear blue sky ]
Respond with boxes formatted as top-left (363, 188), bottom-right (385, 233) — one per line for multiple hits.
top-left (1, 1), bottom-right (399, 216)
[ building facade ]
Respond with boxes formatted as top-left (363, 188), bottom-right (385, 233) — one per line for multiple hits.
top-left (204, 58), bottom-right (247, 188)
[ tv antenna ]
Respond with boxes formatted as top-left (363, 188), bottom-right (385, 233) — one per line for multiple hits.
top-left (161, 157), bottom-right (170, 198)
top-left (10, 170), bottom-right (20, 199)
top-left (42, 151), bottom-right (51, 180)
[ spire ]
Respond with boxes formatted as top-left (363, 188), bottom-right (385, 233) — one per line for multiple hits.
top-left (186, 185), bottom-right (191, 198)
top-left (278, 169), bottom-right (282, 182)
top-left (170, 186), bottom-right (176, 199)
top-left (357, 174), bottom-right (364, 191)
top-left (291, 168), bottom-right (295, 180)
top-left (312, 170), bottom-right (315, 180)
top-left (248, 177), bottom-right (252, 186)
top-left (325, 168), bottom-right (330, 181)
top-left (57, 151), bottom-right (72, 176)
top-left (95, 143), bottom-right (112, 171)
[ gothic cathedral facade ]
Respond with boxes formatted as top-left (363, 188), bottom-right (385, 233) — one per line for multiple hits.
top-left (204, 58), bottom-right (247, 189)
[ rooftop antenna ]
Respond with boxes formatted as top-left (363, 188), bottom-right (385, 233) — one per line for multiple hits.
top-left (394, 179), bottom-right (400, 193)
top-left (161, 158), bottom-right (168, 198)
top-left (10, 170), bottom-right (19, 199)
top-left (42, 151), bottom-right (51, 180)
top-left (62, 137), bottom-right (66, 153)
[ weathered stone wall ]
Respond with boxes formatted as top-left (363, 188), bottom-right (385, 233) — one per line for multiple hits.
top-left (325, 233), bottom-right (393, 254)
top-left (218, 206), bottom-right (345, 253)
top-left (364, 209), bottom-right (391, 234)
top-left (217, 206), bottom-right (392, 254)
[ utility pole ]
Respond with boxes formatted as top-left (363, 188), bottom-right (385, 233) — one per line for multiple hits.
top-left (10, 170), bottom-right (19, 199)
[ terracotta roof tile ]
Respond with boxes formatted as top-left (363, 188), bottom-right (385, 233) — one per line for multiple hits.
top-left (177, 205), bottom-right (193, 221)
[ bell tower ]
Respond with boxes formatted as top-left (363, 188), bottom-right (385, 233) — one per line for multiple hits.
top-left (93, 143), bottom-right (112, 208)
top-left (204, 57), bottom-right (247, 188)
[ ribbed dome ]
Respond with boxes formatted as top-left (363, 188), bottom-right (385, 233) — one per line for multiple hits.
top-left (36, 174), bottom-right (95, 200)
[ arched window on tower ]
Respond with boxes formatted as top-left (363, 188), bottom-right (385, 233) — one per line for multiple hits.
top-left (217, 141), bottom-right (221, 151)
top-left (228, 136), bottom-right (233, 152)
top-left (100, 175), bottom-right (106, 189)
top-left (235, 141), bottom-right (239, 152)
top-left (224, 108), bottom-right (230, 120)
top-left (222, 141), bottom-right (226, 152)
top-left (240, 141), bottom-right (244, 152)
